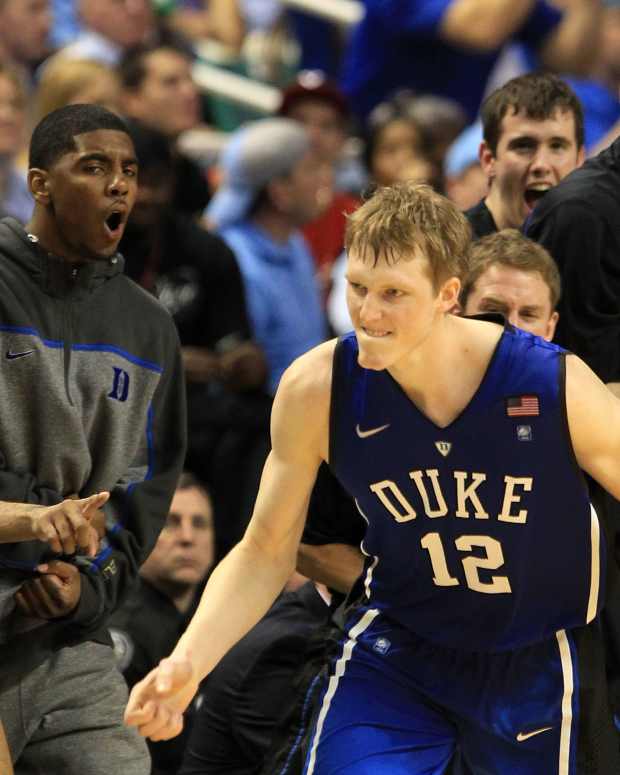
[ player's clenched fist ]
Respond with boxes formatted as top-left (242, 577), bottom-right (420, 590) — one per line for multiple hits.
top-left (27, 492), bottom-right (110, 556)
top-left (125, 657), bottom-right (198, 741)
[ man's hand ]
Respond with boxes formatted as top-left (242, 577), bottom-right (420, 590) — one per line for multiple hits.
top-left (124, 657), bottom-right (199, 741)
top-left (28, 492), bottom-right (109, 556)
top-left (15, 560), bottom-right (81, 619)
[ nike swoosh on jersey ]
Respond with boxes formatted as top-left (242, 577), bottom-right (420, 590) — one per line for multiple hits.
top-left (356, 423), bottom-right (391, 439)
top-left (5, 349), bottom-right (34, 360)
top-left (516, 726), bottom-right (553, 742)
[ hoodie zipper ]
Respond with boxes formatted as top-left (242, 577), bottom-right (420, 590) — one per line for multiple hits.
top-left (62, 267), bottom-right (78, 406)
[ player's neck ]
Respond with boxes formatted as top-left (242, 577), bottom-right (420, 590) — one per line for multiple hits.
top-left (390, 314), bottom-right (459, 392)
top-left (391, 316), bottom-right (502, 428)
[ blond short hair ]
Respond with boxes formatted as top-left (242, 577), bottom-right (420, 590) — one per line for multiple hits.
top-left (461, 229), bottom-right (561, 309)
top-left (33, 56), bottom-right (120, 125)
top-left (345, 182), bottom-right (472, 289)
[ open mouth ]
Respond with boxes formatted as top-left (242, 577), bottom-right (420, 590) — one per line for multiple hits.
top-left (523, 187), bottom-right (550, 211)
top-left (104, 210), bottom-right (124, 237)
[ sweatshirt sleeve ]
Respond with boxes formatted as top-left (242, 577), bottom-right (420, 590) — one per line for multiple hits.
top-left (525, 197), bottom-right (620, 383)
top-left (0, 460), bottom-right (63, 505)
top-left (69, 327), bottom-right (187, 629)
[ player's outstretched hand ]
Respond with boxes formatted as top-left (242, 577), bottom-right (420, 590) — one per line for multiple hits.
top-left (124, 656), bottom-right (199, 741)
top-left (29, 492), bottom-right (109, 556)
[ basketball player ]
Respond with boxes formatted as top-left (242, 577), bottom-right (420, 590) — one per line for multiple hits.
top-left (125, 182), bottom-right (620, 773)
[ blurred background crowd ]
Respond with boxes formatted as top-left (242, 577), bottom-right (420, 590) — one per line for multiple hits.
top-left (1, 0), bottom-right (619, 772)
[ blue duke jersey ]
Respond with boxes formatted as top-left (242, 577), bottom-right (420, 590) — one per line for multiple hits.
top-left (329, 325), bottom-right (604, 652)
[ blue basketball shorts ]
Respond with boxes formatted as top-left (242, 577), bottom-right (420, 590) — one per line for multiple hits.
top-left (301, 606), bottom-right (619, 775)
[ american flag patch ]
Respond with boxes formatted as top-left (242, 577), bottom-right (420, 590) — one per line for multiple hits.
top-left (506, 395), bottom-right (540, 417)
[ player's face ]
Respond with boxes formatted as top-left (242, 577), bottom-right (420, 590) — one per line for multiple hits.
top-left (481, 108), bottom-right (584, 229)
top-left (463, 264), bottom-right (558, 340)
top-left (141, 486), bottom-right (215, 588)
top-left (30, 129), bottom-right (138, 263)
top-left (346, 248), bottom-right (459, 371)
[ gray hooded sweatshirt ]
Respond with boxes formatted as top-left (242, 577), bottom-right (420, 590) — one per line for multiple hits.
top-left (0, 217), bottom-right (186, 663)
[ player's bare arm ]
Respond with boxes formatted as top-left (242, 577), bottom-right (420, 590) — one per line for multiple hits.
top-left (125, 340), bottom-right (336, 740)
top-left (174, 339), bottom-right (335, 678)
top-left (565, 354), bottom-right (620, 498)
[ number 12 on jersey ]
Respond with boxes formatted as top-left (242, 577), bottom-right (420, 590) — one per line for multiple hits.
top-left (420, 532), bottom-right (512, 594)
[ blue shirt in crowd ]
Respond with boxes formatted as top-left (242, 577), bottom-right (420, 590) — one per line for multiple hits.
top-left (565, 77), bottom-right (620, 151)
top-left (340, 0), bottom-right (562, 121)
top-left (218, 221), bottom-right (327, 396)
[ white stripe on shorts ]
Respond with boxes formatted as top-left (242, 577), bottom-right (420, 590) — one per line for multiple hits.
top-left (305, 607), bottom-right (381, 775)
top-left (556, 629), bottom-right (575, 775)
top-left (586, 503), bottom-right (601, 624)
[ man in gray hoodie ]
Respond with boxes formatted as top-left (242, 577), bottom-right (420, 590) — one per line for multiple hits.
top-left (0, 104), bottom-right (186, 773)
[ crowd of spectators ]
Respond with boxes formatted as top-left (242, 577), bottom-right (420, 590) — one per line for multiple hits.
top-left (1, 0), bottom-right (620, 772)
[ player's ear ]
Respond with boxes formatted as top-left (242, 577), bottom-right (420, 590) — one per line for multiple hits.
top-left (438, 276), bottom-right (461, 311)
top-left (28, 168), bottom-right (51, 205)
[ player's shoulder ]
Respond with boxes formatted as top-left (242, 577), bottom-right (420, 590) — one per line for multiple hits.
top-left (564, 351), bottom-right (601, 387)
top-left (275, 340), bottom-right (337, 415)
top-left (456, 314), bottom-right (505, 352)
top-left (564, 352), bottom-right (620, 464)
top-left (270, 341), bottom-right (336, 455)
top-left (462, 315), bottom-right (562, 357)
top-left (564, 352), bottom-right (615, 424)
top-left (281, 339), bottom-right (336, 391)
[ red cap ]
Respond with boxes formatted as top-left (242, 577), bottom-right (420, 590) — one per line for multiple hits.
top-left (279, 70), bottom-right (349, 120)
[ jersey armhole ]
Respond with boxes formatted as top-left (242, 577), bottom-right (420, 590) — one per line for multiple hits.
top-left (327, 336), bottom-right (346, 468)
top-left (559, 352), bottom-right (589, 490)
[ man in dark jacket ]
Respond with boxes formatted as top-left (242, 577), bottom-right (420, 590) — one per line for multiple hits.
top-left (525, 136), bottom-right (620, 386)
top-left (109, 472), bottom-right (216, 775)
top-left (0, 104), bottom-right (186, 773)
top-left (525, 135), bottom-right (620, 727)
